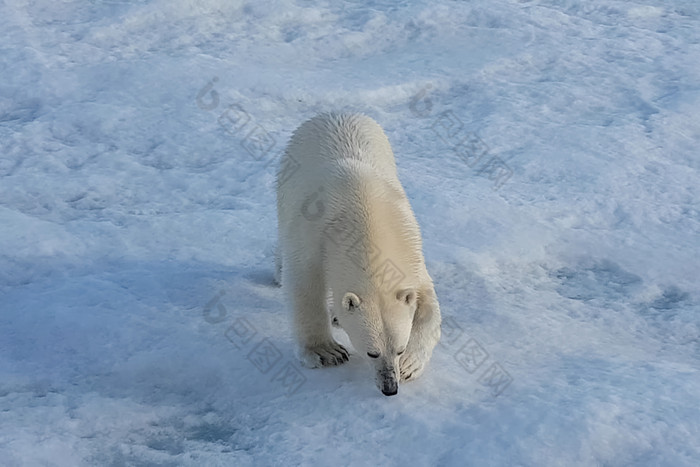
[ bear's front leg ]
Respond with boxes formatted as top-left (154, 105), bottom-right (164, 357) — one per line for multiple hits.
top-left (400, 285), bottom-right (441, 382)
top-left (285, 259), bottom-right (349, 368)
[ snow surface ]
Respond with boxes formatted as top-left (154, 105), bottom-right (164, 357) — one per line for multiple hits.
top-left (2, 0), bottom-right (700, 465)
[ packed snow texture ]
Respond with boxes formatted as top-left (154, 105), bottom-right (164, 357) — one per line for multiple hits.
top-left (2, 0), bottom-right (700, 465)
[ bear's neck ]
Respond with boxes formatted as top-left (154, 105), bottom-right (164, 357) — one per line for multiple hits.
top-left (323, 171), bottom-right (425, 295)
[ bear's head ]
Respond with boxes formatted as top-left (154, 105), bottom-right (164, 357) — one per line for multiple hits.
top-left (333, 288), bottom-right (417, 396)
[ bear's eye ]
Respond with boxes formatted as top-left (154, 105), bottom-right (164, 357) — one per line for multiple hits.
top-left (397, 349), bottom-right (406, 356)
top-left (367, 351), bottom-right (380, 359)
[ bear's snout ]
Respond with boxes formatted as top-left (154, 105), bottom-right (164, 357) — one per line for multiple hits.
top-left (381, 380), bottom-right (398, 396)
top-left (379, 367), bottom-right (399, 396)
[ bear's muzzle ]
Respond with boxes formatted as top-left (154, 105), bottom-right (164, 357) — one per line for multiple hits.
top-left (379, 366), bottom-right (399, 396)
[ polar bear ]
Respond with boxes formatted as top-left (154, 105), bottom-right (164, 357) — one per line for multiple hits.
top-left (276, 113), bottom-right (441, 396)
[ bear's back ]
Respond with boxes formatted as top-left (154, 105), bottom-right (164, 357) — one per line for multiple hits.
top-left (284, 113), bottom-right (397, 177)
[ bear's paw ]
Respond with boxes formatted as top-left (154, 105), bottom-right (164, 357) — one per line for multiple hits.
top-left (399, 350), bottom-right (427, 382)
top-left (299, 341), bottom-right (350, 368)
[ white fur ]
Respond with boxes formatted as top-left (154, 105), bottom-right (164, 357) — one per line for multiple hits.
top-left (276, 113), bottom-right (441, 395)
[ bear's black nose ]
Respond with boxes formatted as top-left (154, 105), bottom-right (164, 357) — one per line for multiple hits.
top-left (381, 380), bottom-right (398, 396)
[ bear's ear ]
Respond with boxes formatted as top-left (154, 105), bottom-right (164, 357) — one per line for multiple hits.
top-left (396, 288), bottom-right (417, 307)
top-left (342, 292), bottom-right (361, 312)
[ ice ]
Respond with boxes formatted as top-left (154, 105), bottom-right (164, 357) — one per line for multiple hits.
top-left (1, 0), bottom-right (699, 465)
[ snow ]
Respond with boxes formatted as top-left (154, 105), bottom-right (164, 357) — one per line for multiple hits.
top-left (1, 0), bottom-right (699, 465)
